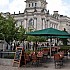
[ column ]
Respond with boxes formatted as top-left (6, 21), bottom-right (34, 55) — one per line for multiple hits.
top-left (43, 18), bottom-right (45, 29)
top-left (21, 20), bottom-right (23, 26)
top-left (24, 18), bottom-right (27, 31)
top-left (42, 18), bottom-right (43, 29)
top-left (34, 18), bottom-right (37, 30)
top-left (46, 20), bottom-right (49, 28)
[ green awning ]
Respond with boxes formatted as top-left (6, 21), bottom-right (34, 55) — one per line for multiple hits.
top-left (46, 36), bottom-right (70, 39)
top-left (26, 28), bottom-right (70, 36)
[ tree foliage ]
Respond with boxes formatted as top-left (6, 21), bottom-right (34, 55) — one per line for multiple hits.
top-left (0, 14), bottom-right (26, 42)
top-left (0, 14), bottom-right (16, 42)
top-left (60, 29), bottom-right (68, 46)
top-left (26, 36), bottom-right (46, 42)
top-left (15, 25), bottom-right (26, 41)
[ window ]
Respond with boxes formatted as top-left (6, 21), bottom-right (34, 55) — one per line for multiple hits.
top-left (32, 3), bottom-right (33, 7)
top-left (28, 18), bottom-right (34, 28)
top-left (35, 3), bottom-right (37, 7)
top-left (29, 4), bottom-right (30, 7)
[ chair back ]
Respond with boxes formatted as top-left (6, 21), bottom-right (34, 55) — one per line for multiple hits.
top-left (37, 51), bottom-right (43, 57)
top-left (43, 48), bottom-right (49, 55)
top-left (31, 52), bottom-right (37, 60)
top-left (24, 53), bottom-right (30, 61)
top-left (54, 54), bottom-right (60, 60)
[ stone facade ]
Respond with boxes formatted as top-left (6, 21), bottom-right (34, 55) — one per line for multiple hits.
top-left (1, 0), bottom-right (70, 33)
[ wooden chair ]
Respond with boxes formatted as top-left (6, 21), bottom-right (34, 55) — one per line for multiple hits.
top-left (42, 49), bottom-right (49, 62)
top-left (37, 51), bottom-right (43, 64)
top-left (43, 48), bottom-right (49, 56)
top-left (24, 53), bottom-right (30, 65)
top-left (54, 54), bottom-right (63, 68)
top-left (31, 52), bottom-right (37, 65)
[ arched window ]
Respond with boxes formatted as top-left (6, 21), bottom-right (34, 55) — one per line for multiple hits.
top-left (32, 3), bottom-right (33, 7)
top-left (28, 18), bottom-right (34, 28)
top-left (35, 3), bottom-right (37, 7)
top-left (29, 4), bottom-right (30, 7)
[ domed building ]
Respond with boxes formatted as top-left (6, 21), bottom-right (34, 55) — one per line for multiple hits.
top-left (1, 0), bottom-right (70, 33)
top-left (1, 0), bottom-right (70, 51)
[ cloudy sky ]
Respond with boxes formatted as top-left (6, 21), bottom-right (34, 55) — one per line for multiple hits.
top-left (0, 0), bottom-right (70, 17)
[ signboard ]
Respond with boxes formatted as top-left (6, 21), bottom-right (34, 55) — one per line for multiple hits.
top-left (13, 47), bottom-right (24, 67)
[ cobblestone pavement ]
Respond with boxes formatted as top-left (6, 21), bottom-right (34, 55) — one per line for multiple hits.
top-left (0, 65), bottom-right (69, 70)
top-left (0, 57), bottom-right (70, 70)
top-left (0, 62), bottom-right (70, 70)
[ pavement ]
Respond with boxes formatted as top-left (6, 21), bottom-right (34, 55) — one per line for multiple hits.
top-left (0, 57), bottom-right (70, 70)
top-left (0, 63), bottom-right (70, 70)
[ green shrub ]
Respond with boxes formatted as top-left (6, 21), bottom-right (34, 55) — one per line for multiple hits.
top-left (3, 53), bottom-right (15, 59)
top-left (60, 46), bottom-right (70, 50)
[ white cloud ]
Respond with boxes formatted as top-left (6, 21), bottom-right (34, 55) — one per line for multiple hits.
top-left (46, 0), bottom-right (70, 17)
top-left (0, 0), bottom-right (9, 12)
top-left (0, 0), bottom-right (70, 17)
top-left (0, 0), bottom-right (9, 6)
top-left (62, 2), bottom-right (70, 17)
top-left (9, 0), bottom-right (26, 14)
top-left (46, 0), bottom-right (67, 15)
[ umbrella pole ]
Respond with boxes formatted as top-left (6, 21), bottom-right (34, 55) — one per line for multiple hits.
top-left (50, 46), bottom-right (51, 58)
top-left (50, 38), bottom-right (52, 58)
top-left (35, 41), bottom-right (37, 52)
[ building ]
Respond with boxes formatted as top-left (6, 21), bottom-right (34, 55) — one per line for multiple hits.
top-left (1, 0), bottom-right (70, 33)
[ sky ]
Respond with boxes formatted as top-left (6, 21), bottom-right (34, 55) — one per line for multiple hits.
top-left (0, 0), bottom-right (70, 17)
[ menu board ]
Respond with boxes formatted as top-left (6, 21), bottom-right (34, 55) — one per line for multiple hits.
top-left (14, 48), bottom-right (22, 61)
top-left (13, 47), bottom-right (24, 67)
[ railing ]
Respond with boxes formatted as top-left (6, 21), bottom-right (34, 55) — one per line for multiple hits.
top-left (0, 51), bottom-right (15, 59)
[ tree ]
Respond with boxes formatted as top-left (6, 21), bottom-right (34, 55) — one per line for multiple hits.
top-left (62, 38), bottom-right (68, 46)
top-left (60, 29), bottom-right (68, 46)
top-left (15, 25), bottom-right (26, 41)
top-left (0, 14), bottom-right (17, 42)
top-left (26, 36), bottom-right (46, 42)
